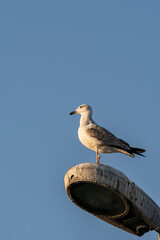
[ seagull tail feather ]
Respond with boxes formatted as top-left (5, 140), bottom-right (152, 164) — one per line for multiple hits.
top-left (130, 147), bottom-right (146, 157)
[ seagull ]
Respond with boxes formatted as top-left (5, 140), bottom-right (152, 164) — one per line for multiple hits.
top-left (70, 104), bottom-right (145, 163)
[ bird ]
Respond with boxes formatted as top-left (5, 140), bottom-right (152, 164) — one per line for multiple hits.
top-left (70, 104), bottom-right (145, 163)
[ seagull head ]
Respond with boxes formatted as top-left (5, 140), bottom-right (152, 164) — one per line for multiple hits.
top-left (70, 104), bottom-right (92, 116)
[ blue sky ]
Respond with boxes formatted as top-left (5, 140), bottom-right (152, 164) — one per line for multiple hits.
top-left (1, 1), bottom-right (160, 239)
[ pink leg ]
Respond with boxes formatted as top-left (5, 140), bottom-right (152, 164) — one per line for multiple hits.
top-left (96, 151), bottom-right (100, 164)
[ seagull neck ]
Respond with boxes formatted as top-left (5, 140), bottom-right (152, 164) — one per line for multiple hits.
top-left (80, 112), bottom-right (92, 126)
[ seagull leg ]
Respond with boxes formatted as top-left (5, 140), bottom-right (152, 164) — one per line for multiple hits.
top-left (96, 150), bottom-right (100, 164)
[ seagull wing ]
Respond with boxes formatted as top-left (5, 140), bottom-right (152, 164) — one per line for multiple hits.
top-left (87, 125), bottom-right (146, 157)
top-left (87, 125), bottom-right (131, 151)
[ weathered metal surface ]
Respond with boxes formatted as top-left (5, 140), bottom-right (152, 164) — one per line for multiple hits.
top-left (64, 163), bottom-right (160, 236)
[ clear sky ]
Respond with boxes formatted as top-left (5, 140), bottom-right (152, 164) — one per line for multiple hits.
top-left (1, 1), bottom-right (160, 240)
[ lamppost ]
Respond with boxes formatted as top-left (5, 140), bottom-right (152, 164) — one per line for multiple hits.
top-left (64, 163), bottom-right (160, 238)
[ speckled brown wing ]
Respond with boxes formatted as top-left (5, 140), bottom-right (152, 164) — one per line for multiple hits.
top-left (86, 125), bottom-right (131, 151)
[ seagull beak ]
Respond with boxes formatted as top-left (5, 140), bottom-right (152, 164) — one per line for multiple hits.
top-left (70, 110), bottom-right (77, 115)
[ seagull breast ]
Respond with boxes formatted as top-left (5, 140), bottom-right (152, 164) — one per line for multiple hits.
top-left (78, 126), bottom-right (99, 151)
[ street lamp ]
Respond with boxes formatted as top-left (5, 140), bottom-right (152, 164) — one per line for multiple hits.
top-left (64, 163), bottom-right (160, 238)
